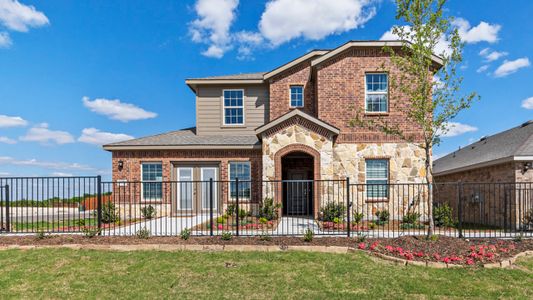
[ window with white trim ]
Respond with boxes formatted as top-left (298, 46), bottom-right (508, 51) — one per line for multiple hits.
top-left (366, 159), bottom-right (389, 198)
top-left (290, 85), bottom-right (304, 107)
top-left (142, 163), bottom-right (163, 200)
top-left (365, 73), bottom-right (388, 113)
top-left (223, 90), bottom-right (244, 125)
top-left (229, 161), bottom-right (251, 200)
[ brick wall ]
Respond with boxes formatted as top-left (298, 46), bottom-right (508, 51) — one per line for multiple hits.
top-left (315, 47), bottom-right (424, 143)
top-left (269, 61), bottom-right (316, 120)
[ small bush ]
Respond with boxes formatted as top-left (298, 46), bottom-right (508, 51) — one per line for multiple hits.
top-left (258, 198), bottom-right (281, 221)
top-left (433, 203), bottom-right (455, 227)
top-left (259, 233), bottom-right (272, 241)
top-left (375, 210), bottom-right (390, 225)
top-left (352, 212), bottom-right (364, 224)
top-left (428, 234), bottom-right (439, 242)
top-left (333, 217), bottom-right (341, 224)
top-left (356, 232), bottom-right (367, 243)
top-left (258, 217), bottom-right (268, 224)
top-left (136, 227), bottom-right (150, 239)
top-left (225, 204), bottom-right (236, 217)
top-left (77, 219), bottom-right (86, 227)
top-left (320, 202), bottom-right (346, 222)
top-left (303, 228), bottom-right (314, 242)
top-left (238, 208), bottom-right (248, 221)
top-left (368, 222), bottom-right (376, 229)
top-left (82, 227), bottom-right (101, 238)
top-left (523, 208), bottom-right (533, 227)
top-left (221, 231), bottom-right (232, 241)
top-left (402, 212), bottom-right (421, 224)
top-left (101, 201), bottom-right (119, 224)
top-left (35, 230), bottom-right (47, 240)
top-left (180, 228), bottom-right (191, 240)
top-left (216, 216), bottom-right (226, 224)
top-left (141, 205), bottom-right (156, 219)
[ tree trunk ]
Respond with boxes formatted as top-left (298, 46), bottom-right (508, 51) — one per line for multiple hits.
top-left (425, 146), bottom-right (435, 237)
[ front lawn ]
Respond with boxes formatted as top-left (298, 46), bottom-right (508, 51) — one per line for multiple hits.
top-left (0, 249), bottom-right (531, 299)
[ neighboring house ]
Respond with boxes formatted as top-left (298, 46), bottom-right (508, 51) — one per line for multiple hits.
top-left (433, 120), bottom-right (533, 229)
top-left (103, 41), bottom-right (443, 218)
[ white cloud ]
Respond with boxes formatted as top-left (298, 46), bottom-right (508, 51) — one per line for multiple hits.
top-left (522, 97), bottom-right (533, 110)
top-left (476, 65), bottom-right (489, 73)
top-left (0, 114), bottom-right (27, 127)
top-left (259, 0), bottom-right (376, 46)
top-left (189, 0), bottom-right (239, 58)
top-left (0, 31), bottom-right (11, 47)
top-left (380, 25), bottom-right (451, 57)
top-left (78, 128), bottom-right (133, 145)
top-left (0, 0), bottom-right (49, 32)
top-left (0, 136), bottom-right (16, 144)
top-left (437, 122), bottom-right (478, 137)
top-left (452, 18), bottom-right (500, 44)
top-left (493, 57), bottom-right (530, 77)
top-left (50, 172), bottom-right (73, 177)
top-left (19, 123), bottom-right (75, 145)
top-left (479, 48), bottom-right (507, 62)
top-left (0, 171), bottom-right (9, 176)
top-left (82, 96), bottom-right (157, 122)
top-left (0, 156), bottom-right (94, 171)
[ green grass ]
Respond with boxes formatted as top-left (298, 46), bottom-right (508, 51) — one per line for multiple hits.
top-left (12, 218), bottom-right (97, 231)
top-left (0, 249), bottom-right (531, 299)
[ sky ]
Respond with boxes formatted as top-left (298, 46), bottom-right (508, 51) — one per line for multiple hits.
top-left (0, 0), bottom-right (532, 180)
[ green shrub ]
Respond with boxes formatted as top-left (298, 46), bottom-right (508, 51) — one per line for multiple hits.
top-left (225, 204), bottom-right (236, 217)
top-left (258, 198), bottom-right (281, 221)
top-left (136, 227), bottom-right (150, 239)
top-left (368, 222), bottom-right (376, 229)
top-left (333, 217), bottom-right (341, 224)
top-left (352, 212), bottom-right (364, 224)
top-left (320, 202), bottom-right (346, 222)
top-left (259, 217), bottom-right (268, 224)
top-left (522, 208), bottom-right (533, 227)
top-left (141, 205), bottom-right (156, 219)
top-left (303, 228), bottom-right (314, 242)
top-left (375, 210), bottom-right (389, 225)
top-left (216, 216), bottom-right (226, 224)
top-left (82, 227), bottom-right (101, 238)
top-left (356, 232), bottom-right (367, 243)
top-left (77, 219), bottom-right (86, 227)
top-left (35, 230), bottom-right (46, 240)
top-left (180, 228), bottom-right (191, 240)
top-left (101, 201), bottom-right (119, 224)
top-left (402, 212), bottom-right (421, 224)
top-left (238, 208), bottom-right (248, 221)
top-left (221, 231), bottom-right (232, 241)
top-left (433, 204), bottom-right (455, 227)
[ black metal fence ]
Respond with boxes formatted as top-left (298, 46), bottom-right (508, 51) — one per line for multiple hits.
top-left (0, 176), bottom-right (532, 238)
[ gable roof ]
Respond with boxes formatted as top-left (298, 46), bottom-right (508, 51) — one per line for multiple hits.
top-left (263, 50), bottom-right (329, 80)
top-left (255, 109), bottom-right (340, 138)
top-left (311, 40), bottom-right (444, 68)
top-left (433, 120), bottom-right (533, 175)
top-left (186, 72), bottom-right (266, 81)
top-left (102, 127), bottom-right (260, 151)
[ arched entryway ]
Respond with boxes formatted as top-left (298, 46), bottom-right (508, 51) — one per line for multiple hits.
top-left (274, 144), bottom-right (320, 217)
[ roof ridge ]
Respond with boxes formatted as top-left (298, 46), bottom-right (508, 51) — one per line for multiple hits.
top-left (104, 127), bottom-right (196, 146)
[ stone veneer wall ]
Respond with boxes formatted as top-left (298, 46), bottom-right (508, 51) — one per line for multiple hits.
top-left (261, 123), bottom-right (429, 220)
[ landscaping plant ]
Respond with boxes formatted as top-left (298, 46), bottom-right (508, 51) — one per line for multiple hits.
top-left (101, 201), bottom-right (119, 224)
top-left (303, 228), bottom-right (314, 242)
top-left (433, 203), bottom-right (455, 227)
top-left (375, 210), bottom-right (390, 225)
top-left (180, 228), bottom-right (191, 240)
top-left (141, 205), bottom-right (156, 219)
top-left (221, 231), bottom-right (232, 241)
top-left (81, 227), bottom-right (101, 238)
top-left (320, 202), bottom-right (346, 222)
top-left (257, 197), bottom-right (281, 221)
top-left (225, 204), bottom-right (236, 217)
top-left (352, 212), bottom-right (364, 224)
top-left (136, 227), bottom-right (150, 239)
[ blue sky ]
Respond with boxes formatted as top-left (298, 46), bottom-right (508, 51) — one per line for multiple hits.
top-left (0, 0), bottom-right (532, 180)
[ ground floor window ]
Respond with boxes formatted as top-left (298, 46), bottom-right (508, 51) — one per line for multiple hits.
top-left (229, 161), bottom-right (251, 200)
top-left (142, 162), bottom-right (163, 201)
top-left (366, 159), bottom-right (389, 198)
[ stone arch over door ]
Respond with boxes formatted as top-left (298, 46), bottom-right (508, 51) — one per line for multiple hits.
top-left (274, 144), bottom-right (321, 218)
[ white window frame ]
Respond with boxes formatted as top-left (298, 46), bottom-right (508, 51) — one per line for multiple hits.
top-left (222, 89), bottom-right (245, 126)
top-left (228, 161), bottom-right (251, 201)
top-left (289, 85), bottom-right (304, 108)
top-left (364, 73), bottom-right (388, 113)
top-left (141, 162), bottom-right (163, 202)
top-left (365, 159), bottom-right (389, 199)
top-left (176, 167), bottom-right (194, 211)
top-left (200, 167), bottom-right (218, 210)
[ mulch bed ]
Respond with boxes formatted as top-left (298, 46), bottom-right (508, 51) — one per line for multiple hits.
top-left (0, 235), bottom-right (531, 266)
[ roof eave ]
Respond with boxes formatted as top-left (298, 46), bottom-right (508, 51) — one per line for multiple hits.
top-left (102, 144), bottom-right (262, 151)
top-left (255, 109), bottom-right (340, 138)
top-left (263, 50), bottom-right (329, 80)
top-left (433, 155), bottom-right (532, 177)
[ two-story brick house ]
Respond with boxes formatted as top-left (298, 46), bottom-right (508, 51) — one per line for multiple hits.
top-left (103, 41), bottom-right (443, 219)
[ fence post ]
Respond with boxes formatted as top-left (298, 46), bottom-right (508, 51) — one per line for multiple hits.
top-left (4, 185), bottom-right (9, 232)
top-left (96, 175), bottom-right (102, 235)
top-left (457, 182), bottom-right (463, 238)
top-left (346, 177), bottom-right (351, 238)
top-left (235, 177), bottom-right (239, 236)
top-left (209, 178), bottom-right (214, 236)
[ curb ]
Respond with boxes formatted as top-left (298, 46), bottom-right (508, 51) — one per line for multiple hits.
top-left (0, 244), bottom-right (531, 268)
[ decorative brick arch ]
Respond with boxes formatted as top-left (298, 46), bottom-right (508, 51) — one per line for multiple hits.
top-left (274, 144), bottom-right (321, 181)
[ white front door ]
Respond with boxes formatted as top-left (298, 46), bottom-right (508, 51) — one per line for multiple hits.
top-left (177, 167), bottom-right (193, 210)
top-left (200, 167), bottom-right (218, 210)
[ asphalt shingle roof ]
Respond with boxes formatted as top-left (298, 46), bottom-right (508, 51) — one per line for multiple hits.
top-left (433, 120), bottom-right (533, 174)
top-left (187, 72), bottom-right (266, 80)
top-left (104, 127), bottom-right (259, 147)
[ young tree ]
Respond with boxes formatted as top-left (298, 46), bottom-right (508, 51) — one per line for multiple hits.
top-left (351, 0), bottom-right (477, 236)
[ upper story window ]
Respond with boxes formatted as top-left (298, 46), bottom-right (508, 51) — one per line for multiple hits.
top-left (365, 73), bottom-right (388, 113)
top-left (141, 162), bottom-right (163, 201)
top-left (366, 159), bottom-right (389, 198)
top-left (223, 90), bottom-right (244, 125)
top-left (290, 85), bottom-right (304, 108)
